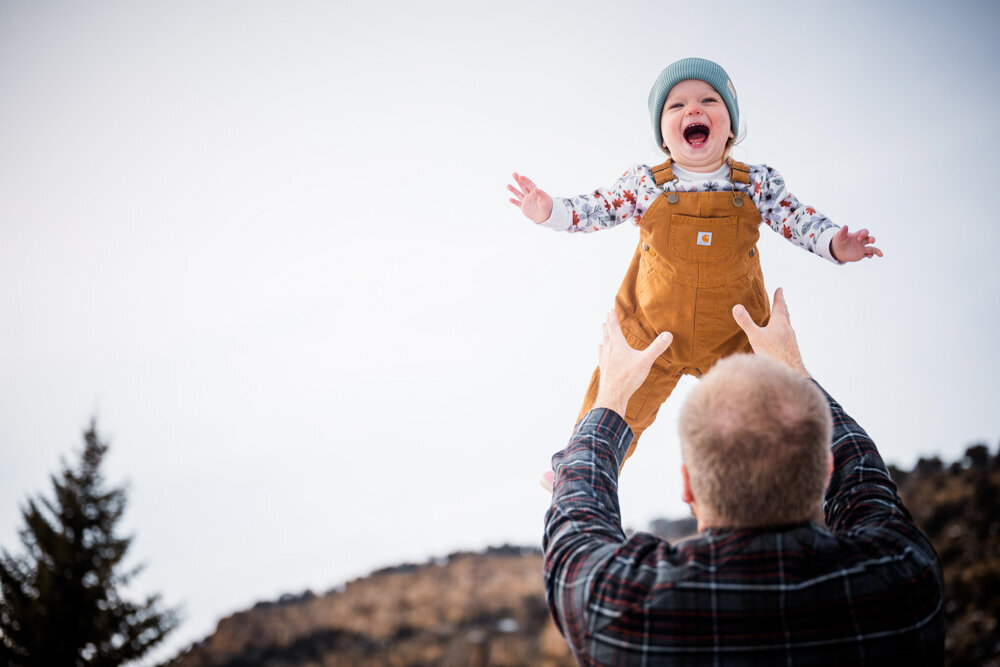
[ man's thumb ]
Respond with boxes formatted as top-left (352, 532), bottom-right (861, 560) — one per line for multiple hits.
top-left (732, 304), bottom-right (757, 335)
top-left (647, 331), bottom-right (673, 358)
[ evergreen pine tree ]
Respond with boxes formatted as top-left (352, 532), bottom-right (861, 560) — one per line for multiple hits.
top-left (0, 420), bottom-right (179, 666)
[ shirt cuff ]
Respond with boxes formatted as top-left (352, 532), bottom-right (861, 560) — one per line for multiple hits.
top-left (815, 226), bottom-right (844, 264)
top-left (538, 197), bottom-right (571, 230)
top-left (573, 408), bottom-right (634, 467)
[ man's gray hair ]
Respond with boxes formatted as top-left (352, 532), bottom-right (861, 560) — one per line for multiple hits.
top-left (679, 354), bottom-right (832, 527)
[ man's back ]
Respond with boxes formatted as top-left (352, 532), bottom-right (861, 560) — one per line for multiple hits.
top-left (543, 390), bottom-right (945, 666)
top-left (579, 521), bottom-right (943, 665)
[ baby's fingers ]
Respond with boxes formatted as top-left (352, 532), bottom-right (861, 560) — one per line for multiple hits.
top-left (854, 229), bottom-right (882, 257)
top-left (513, 172), bottom-right (537, 192)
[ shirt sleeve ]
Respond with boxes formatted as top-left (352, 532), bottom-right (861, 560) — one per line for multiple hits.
top-left (818, 383), bottom-right (946, 654)
top-left (542, 409), bottom-right (632, 657)
top-left (749, 164), bottom-right (842, 263)
top-left (819, 383), bottom-right (940, 566)
top-left (539, 164), bottom-right (660, 233)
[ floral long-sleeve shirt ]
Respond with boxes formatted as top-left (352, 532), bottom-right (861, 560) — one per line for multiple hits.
top-left (541, 162), bottom-right (842, 263)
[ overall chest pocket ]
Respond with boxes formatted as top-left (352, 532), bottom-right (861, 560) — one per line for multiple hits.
top-left (666, 215), bottom-right (738, 262)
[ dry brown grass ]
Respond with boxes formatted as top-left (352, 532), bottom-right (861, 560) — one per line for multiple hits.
top-left (171, 549), bottom-right (575, 667)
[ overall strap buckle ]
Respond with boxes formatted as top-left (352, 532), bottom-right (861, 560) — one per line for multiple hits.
top-left (727, 158), bottom-right (750, 206)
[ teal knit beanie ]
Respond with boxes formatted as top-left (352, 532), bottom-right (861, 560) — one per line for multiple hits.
top-left (648, 58), bottom-right (739, 154)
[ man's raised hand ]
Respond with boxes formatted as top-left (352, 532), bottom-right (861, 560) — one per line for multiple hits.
top-left (508, 172), bottom-right (554, 224)
top-left (732, 287), bottom-right (809, 377)
top-left (593, 310), bottom-right (673, 417)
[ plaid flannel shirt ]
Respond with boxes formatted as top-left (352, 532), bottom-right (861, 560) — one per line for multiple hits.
top-left (543, 384), bottom-right (945, 666)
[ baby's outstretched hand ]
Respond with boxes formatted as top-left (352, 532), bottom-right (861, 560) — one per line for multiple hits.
top-left (508, 172), bottom-right (554, 224)
top-left (830, 225), bottom-right (884, 262)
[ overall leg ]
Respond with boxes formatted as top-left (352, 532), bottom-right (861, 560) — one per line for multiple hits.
top-left (575, 358), bottom-right (683, 468)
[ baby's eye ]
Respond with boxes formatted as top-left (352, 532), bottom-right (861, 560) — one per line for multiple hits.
top-left (668, 102), bottom-right (683, 109)
top-left (702, 97), bottom-right (719, 104)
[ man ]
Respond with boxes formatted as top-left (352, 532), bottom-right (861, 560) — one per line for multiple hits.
top-left (543, 288), bottom-right (945, 666)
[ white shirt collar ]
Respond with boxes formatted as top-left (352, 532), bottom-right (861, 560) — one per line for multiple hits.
top-left (670, 163), bottom-right (730, 183)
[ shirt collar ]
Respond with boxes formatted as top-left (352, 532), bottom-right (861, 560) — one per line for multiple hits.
top-left (670, 162), bottom-right (731, 183)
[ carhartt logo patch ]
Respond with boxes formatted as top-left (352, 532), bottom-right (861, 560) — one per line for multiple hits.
top-left (697, 231), bottom-right (712, 246)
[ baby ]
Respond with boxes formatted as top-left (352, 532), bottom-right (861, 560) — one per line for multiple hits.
top-left (507, 58), bottom-right (881, 488)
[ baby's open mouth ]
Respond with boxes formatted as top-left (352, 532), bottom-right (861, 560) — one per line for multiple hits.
top-left (683, 123), bottom-right (710, 147)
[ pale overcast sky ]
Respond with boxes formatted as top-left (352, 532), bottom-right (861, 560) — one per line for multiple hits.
top-left (2, 0), bottom-right (998, 662)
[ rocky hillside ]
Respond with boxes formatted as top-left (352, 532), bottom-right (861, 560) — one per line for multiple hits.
top-left (169, 445), bottom-right (999, 667)
top-left (888, 444), bottom-right (1000, 666)
top-left (169, 545), bottom-right (575, 667)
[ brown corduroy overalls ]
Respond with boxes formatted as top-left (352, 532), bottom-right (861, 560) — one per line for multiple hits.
top-left (576, 158), bottom-right (771, 464)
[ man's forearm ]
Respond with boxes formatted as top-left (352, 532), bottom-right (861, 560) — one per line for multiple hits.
top-left (818, 383), bottom-right (914, 533)
top-left (543, 409), bottom-right (630, 553)
top-left (543, 409), bottom-right (631, 653)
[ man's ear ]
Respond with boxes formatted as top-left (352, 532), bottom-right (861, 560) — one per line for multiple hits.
top-left (682, 462), bottom-right (708, 532)
top-left (827, 450), bottom-right (834, 482)
top-left (681, 463), bottom-right (694, 504)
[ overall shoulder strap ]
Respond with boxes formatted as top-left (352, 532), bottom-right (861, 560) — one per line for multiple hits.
top-left (651, 159), bottom-right (674, 186)
top-left (727, 158), bottom-right (751, 185)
